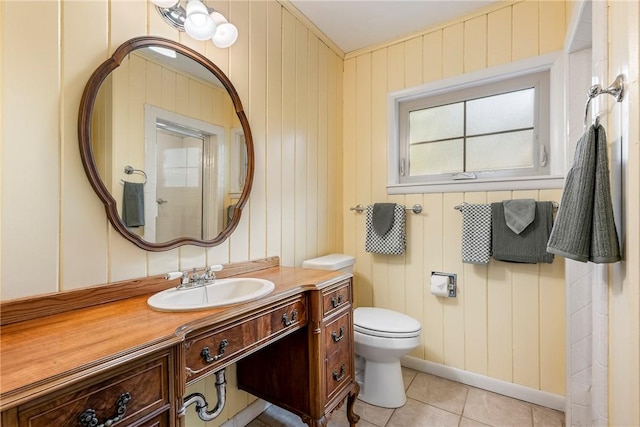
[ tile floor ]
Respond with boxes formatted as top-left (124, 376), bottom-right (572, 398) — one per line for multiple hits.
top-left (246, 368), bottom-right (565, 427)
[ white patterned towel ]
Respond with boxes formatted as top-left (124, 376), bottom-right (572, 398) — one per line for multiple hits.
top-left (365, 204), bottom-right (406, 255)
top-left (460, 204), bottom-right (492, 264)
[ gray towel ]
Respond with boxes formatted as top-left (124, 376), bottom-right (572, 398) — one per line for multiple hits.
top-left (122, 181), bottom-right (145, 227)
top-left (460, 204), bottom-right (492, 265)
top-left (365, 204), bottom-right (406, 255)
top-left (372, 203), bottom-right (396, 236)
top-left (503, 199), bottom-right (536, 234)
top-left (492, 201), bottom-right (554, 264)
top-left (547, 124), bottom-right (621, 263)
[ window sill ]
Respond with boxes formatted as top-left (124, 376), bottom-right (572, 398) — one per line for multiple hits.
top-left (387, 175), bottom-right (565, 194)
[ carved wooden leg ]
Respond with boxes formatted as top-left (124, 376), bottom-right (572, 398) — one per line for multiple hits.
top-left (301, 414), bottom-right (328, 427)
top-left (347, 383), bottom-right (361, 426)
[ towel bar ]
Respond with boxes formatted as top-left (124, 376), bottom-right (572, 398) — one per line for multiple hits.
top-left (350, 204), bottom-right (422, 214)
top-left (120, 165), bottom-right (148, 185)
top-left (453, 201), bottom-right (558, 211)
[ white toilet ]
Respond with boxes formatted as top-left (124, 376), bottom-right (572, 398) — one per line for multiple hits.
top-left (302, 254), bottom-right (422, 408)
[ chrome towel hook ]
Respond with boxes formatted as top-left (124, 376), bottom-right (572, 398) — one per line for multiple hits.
top-left (584, 74), bottom-right (625, 128)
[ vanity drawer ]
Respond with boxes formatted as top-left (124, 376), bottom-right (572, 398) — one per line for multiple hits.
top-left (322, 280), bottom-right (352, 317)
top-left (325, 345), bottom-right (353, 401)
top-left (17, 350), bottom-right (172, 427)
top-left (324, 310), bottom-right (352, 359)
top-left (185, 296), bottom-right (307, 383)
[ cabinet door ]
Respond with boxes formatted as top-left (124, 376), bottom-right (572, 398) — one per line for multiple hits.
top-left (17, 350), bottom-right (173, 427)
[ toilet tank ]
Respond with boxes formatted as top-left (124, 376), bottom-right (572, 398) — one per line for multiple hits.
top-left (302, 254), bottom-right (355, 273)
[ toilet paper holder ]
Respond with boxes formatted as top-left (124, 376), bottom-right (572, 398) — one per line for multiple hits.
top-left (431, 272), bottom-right (457, 298)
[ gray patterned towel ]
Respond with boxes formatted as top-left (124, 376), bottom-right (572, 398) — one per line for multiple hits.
top-left (365, 204), bottom-right (406, 255)
top-left (547, 124), bottom-right (621, 263)
top-left (460, 204), bottom-right (492, 264)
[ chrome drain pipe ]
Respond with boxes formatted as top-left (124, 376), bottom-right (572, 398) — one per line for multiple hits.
top-left (180, 369), bottom-right (227, 421)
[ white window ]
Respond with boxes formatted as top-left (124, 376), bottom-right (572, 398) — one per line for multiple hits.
top-left (388, 53), bottom-right (565, 193)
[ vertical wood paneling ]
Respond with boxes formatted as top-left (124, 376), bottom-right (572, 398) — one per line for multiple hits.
top-left (512, 1), bottom-right (540, 61)
top-left (464, 15), bottom-right (487, 73)
top-left (387, 194), bottom-right (406, 314)
top-left (405, 193), bottom-right (425, 359)
top-left (293, 21), bottom-right (308, 267)
top-left (442, 23), bottom-right (464, 78)
top-left (60, 0), bottom-right (110, 291)
top-left (342, 57), bottom-right (357, 272)
top-left (317, 44), bottom-right (329, 256)
top-left (487, 6), bottom-right (512, 67)
top-left (539, 1), bottom-right (565, 54)
top-left (462, 192), bottom-right (488, 375)
top-left (327, 50), bottom-right (341, 252)
top-left (306, 35), bottom-right (319, 259)
top-left (404, 38), bottom-right (423, 88)
top-left (423, 31), bottom-right (443, 83)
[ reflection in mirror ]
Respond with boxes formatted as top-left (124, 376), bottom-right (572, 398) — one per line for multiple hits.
top-left (81, 37), bottom-right (253, 251)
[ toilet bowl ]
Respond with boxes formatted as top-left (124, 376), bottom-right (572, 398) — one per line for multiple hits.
top-left (354, 307), bottom-right (421, 408)
top-left (301, 254), bottom-right (422, 409)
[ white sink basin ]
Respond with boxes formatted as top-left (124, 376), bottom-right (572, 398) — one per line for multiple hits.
top-left (147, 278), bottom-right (275, 312)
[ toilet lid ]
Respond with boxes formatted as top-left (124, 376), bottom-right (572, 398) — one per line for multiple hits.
top-left (354, 307), bottom-right (421, 338)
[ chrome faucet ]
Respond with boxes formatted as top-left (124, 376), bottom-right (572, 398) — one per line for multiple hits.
top-left (165, 265), bottom-right (223, 290)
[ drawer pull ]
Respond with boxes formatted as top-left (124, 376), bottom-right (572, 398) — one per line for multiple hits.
top-left (281, 309), bottom-right (298, 327)
top-left (332, 364), bottom-right (346, 382)
top-left (78, 392), bottom-right (132, 427)
top-left (201, 339), bottom-right (229, 364)
top-left (331, 294), bottom-right (344, 308)
top-left (331, 326), bottom-right (345, 342)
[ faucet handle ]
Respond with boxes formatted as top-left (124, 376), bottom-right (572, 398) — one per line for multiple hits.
top-left (165, 271), bottom-right (183, 281)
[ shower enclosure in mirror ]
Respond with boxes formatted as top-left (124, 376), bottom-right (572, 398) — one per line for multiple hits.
top-left (79, 37), bottom-right (253, 251)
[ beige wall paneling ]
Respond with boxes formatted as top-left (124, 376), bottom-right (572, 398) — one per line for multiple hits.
top-left (370, 49), bottom-right (390, 309)
top-left (510, 190), bottom-right (541, 390)
top-left (487, 5), bottom-right (512, 67)
top-left (342, 57), bottom-right (357, 281)
top-left (404, 37), bottom-right (423, 88)
top-left (293, 21), bottom-right (309, 267)
top-left (265, 0), bottom-right (283, 260)
top-left (442, 23), bottom-right (464, 78)
top-left (422, 193), bottom-right (445, 364)
top-left (512, 1), bottom-right (540, 61)
top-left (539, 1), bottom-right (565, 54)
top-left (464, 15), bottom-right (488, 74)
top-left (405, 193), bottom-right (425, 359)
top-left (387, 194), bottom-right (407, 315)
top-left (486, 191), bottom-right (514, 383)
top-left (61, 0), bottom-right (110, 291)
top-left (249, 0), bottom-right (268, 261)
top-left (316, 43), bottom-right (329, 257)
top-left (462, 191), bottom-right (488, 376)
top-left (355, 53), bottom-right (373, 308)
top-left (330, 50), bottom-right (343, 253)
top-left (306, 35), bottom-right (319, 259)
top-left (1, 1), bottom-right (60, 298)
top-left (228, 0), bottom-right (250, 263)
top-left (280, 9), bottom-right (296, 266)
top-left (442, 192), bottom-right (465, 369)
top-left (423, 30), bottom-right (443, 83)
top-left (539, 188), bottom-right (565, 395)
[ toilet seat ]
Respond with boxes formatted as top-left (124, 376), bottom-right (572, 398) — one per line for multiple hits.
top-left (354, 307), bottom-right (421, 339)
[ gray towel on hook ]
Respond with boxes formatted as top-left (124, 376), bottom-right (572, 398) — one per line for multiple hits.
top-left (547, 124), bottom-right (621, 263)
top-left (492, 201), bottom-right (554, 264)
top-left (460, 203), bottom-right (492, 265)
top-left (503, 199), bottom-right (536, 234)
top-left (122, 181), bottom-right (145, 227)
top-left (365, 204), bottom-right (406, 255)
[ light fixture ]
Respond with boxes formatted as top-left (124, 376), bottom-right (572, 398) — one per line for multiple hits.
top-left (151, 0), bottom-right (238, 48)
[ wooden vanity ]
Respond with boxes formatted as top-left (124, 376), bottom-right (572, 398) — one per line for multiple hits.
top-left (0, 258), bottom-right (360, 426)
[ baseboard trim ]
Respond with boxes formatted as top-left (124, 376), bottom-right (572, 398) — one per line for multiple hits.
top-left (401, 356), bottom-right (565, 412)
top-left (221, 399), bottom-right (271, 427)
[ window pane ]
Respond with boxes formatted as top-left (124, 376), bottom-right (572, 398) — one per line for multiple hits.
top-left (409, 139), bottom-right (463, 176)
top-left (466, 88), bottom-right (534, 135)
top-left (409, 102), bottom-right (464, 143)
top-left (466, 130), bottom-right (534, 171)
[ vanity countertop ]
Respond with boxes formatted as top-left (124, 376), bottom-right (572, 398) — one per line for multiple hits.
top-left (0, 266), bottom-right (349, 410)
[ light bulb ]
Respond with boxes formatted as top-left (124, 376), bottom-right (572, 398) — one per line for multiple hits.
top-left (212, 22), bottom-right (238, 48)
top-left (150, 0), bottom-right (179, 8)
top-left (185, 0), bottom-right (217, 40)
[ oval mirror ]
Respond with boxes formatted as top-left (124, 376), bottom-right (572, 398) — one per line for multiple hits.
top-left (79, 36), bottom-right (254, 251)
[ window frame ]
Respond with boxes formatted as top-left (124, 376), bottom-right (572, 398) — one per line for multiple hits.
top-left (387, 52), bottom-right (565, 194)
